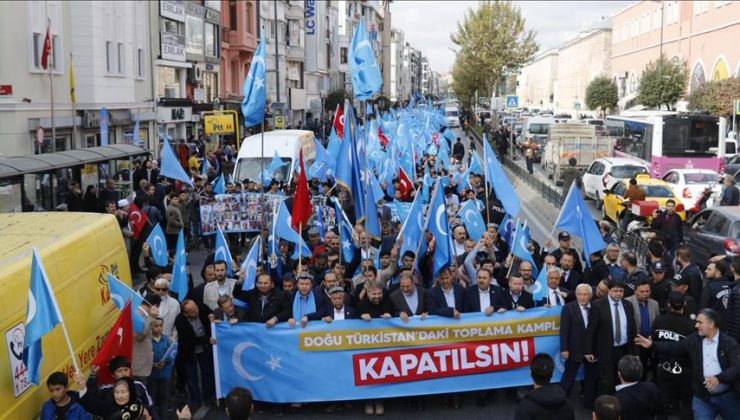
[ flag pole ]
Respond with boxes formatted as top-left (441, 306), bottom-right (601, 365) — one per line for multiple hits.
top-left (363, 100), bottom-right (370, 266)
top-left (48, 17), bottom-right (56, 153)
top-left (298, 221), bottom-right (303, 272)
top-left (505, 218), bottom-right (520, 279)
top-left (483, 136), bottom-right (491, 225)
top-left (412, 183), bottom-right (436, 270)
top-left (260, 118), bottom-right (265, 231)
top-left (70, 52), bottom-right (76, 149)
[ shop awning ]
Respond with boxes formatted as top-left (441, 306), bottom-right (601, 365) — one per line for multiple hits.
top-left (0, 144), bottom-right (149, 179)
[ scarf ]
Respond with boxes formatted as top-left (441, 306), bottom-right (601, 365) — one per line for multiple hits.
top-left (292, 291), bottom-right (316, 320)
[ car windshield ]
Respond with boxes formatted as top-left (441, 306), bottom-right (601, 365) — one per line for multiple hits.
top-left (234, 157), bottom-right (291, 184)
top-left (643, 185), bottom-right (675, 198)
top-left (730, 222), bottom-right (740, 239)
top-left (611, 165), bottom-right (647, 178)
top-left (445, 111), bottom-right (459, 117)
top-left (684, 172), bottom-right (720, 184)
top-left (529, 123), bottom-right (550, 135)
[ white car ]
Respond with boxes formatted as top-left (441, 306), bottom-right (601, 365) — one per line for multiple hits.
top-left (582, 157), bottom-right (649, 209)
top-left (445, 109), bottom-right (460, 127)
top-left (662, 169), bottom-right (722, 212)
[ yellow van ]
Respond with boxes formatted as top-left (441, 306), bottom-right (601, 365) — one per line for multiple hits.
top-left (0, 212), bottom-right (132, 419)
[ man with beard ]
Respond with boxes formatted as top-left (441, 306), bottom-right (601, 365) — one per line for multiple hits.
top-left (234, 273), bottom-right (291, 327)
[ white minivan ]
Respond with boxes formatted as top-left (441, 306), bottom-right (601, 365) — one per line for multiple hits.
top-left (232, 130), bottom-right (317, 185)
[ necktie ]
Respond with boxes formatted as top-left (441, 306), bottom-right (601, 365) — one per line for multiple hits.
top-left (561, 273), bottom-right (567, 287)
top-left (582, 305), bottom-right (590, 327)
top-left (553, 291), bottom-right (561, 306)
top-left (614, 302), bottom-right (622, 344)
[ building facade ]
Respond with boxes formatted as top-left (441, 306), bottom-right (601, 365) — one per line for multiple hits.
top-left (219, 0), bottom-right (258, 106)
top-left (516, 50), bottom-right (558, 111)
top-left (611, 0), bottom-right (740, 110)
top-left (389, 28), bottom-right (406, 101)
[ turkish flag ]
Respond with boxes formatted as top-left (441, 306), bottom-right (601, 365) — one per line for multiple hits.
top-left (128, 202), bottom-right (149, 240)
top-left (91, 299), bottom-right (134, 385)
top-left (333, 104), bottom-right (344, 139)
top-left (399, 167), bottom-right (413, 200)
top-left (40, 24), bottom-right (52, 71)
top-left (291, 148), bottom-right (312, 232)
top-left (378, 125), bottom-right (389, 147)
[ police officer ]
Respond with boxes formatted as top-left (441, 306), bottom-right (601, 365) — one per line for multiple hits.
top-left (700, 260), bottom-right (733, 317)
top-left (649, 261), bottom-right (671, 314)
top-left (668, 274), bottom-right (698, 319)
top-left (651, 291), bottom-right (694, 420)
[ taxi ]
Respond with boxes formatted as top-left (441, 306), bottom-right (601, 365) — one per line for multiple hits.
top-left (602, 174), bottom-right (687, 223)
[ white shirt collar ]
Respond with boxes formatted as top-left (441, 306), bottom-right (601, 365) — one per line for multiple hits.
top-left (615, 382), bottom-right (638, 392)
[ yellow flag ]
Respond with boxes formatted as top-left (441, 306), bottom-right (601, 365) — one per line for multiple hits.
top-left (69, 57), bottom-right (76, 104)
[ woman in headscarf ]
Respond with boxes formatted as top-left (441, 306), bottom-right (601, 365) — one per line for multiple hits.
top-left (77, 375), bottom-right (150, 420)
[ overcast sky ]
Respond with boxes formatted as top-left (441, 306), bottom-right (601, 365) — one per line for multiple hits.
top-left (390, 1), bottom-right (633, 74)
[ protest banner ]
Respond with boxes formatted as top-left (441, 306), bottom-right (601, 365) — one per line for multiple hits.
top-left (213, 307), bottom-right (564, 402)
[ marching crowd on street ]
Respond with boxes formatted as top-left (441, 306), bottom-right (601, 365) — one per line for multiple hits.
top-left (41, 111), bottom-right (740, 420)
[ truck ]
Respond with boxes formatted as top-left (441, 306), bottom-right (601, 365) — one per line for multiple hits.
top-left (543, 123), bottom-right (614, 185)
top-left (0, 212), bottom-right (132, 419)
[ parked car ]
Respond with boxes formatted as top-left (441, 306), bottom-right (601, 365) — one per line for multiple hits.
top-left (602, 175), bottom-right (687, 224)
top-left (582, 157), bottom-right (649, 209)
top-left (684, 206), bottom-right (740, 267)
top-left (725, 153), bottom-right (740, 175)
top-left (661, 169), bottom-right (722, 214)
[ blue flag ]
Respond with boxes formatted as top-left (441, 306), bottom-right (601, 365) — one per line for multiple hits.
top-left (107, 273), bottom-right (146, 334)
top-left (241, 39), bottom-right (267, 127)
top-left (457, 199), bottom-right (485, 241)
top-left (334, 199), bottom-right (356, 263)
top-left (100, 107), bottom-right (109, 146)
top-left (498, 214), bottom-right (516, 245)
top-left (468, 152), bottom-right (483, 175)
top-left (215, 225), bottom-right (234, 277)
top-left (315, 205), bottom-right (325, 241)
top-left (159, 138), bottom-right (193, 186)
top-left (146, 223), bottom-right (169, 266)
top-left (531, 267), bottom-right (549, 303)
top-left (132, 119), bottom-right (142, 146)
top-left (349, 19), bottom-right (382, 101)
top-left (23, 249), bottom-right (62, 385)
top-left (398, 192), bottom-right (424, 260)
top-left (213, 173), bottom-right (226, 195)
top-left (556, 184), bottom-right (606, 266)
top-left (171, 230), bottom-right (188, 302)
top-left (275, 201), bottom-right (312, 259)
top-left (309, 137), bottom-right (336, 181)
top-left (483, 137), bottom-right (520, 217)
top-left (267, 150), bottom-right (287, 176)
top-left (426, 179), bottom-right (452, 278)
top-left (241, 236), bottom-right (261, 291)
top-left (326, 127), bottom-right (342, 162)
top-left (511, 222), bottom-right (539, 279)
top-left (201, 158), bottom-right (209, 176)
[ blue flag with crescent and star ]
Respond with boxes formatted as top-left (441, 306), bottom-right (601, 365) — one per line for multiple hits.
top-left (170, 230), bottom-right (188, 302)
top-left (349, 19), bottom-right (382, 100)
top-left (215, 225), bottom-right (234, 277)
top-left (426, 179), bottom-right (452, 279)
top-left (146, 223), bottom-right (169, 266)
top-left (241, 236), bottom-right (261, 291)
top-left (457, 199), bottom-right (485, 241)
top-left (107, 273), bottom-right (146, 334)
top-left (241, 38), bottom-right (267, 127)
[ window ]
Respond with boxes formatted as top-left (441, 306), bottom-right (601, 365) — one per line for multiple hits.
top-left (205, 22), bottom-right (218, 57)
top-left (117, 42), bottom-right (124, 74)
top-left (32, 32), bottom-right (41, 68)
top-left (705, 213), bottom-right (729, 235)
top-left (185, 14), bottom-right (204, 56)
top-left (246, 2), bottom-right (253, 33)
top-left (137, 48), bottom-right (145, 78)
top-left (52, 35), bottom-right (60, 70)
top-left (693, 1), bottom-right (709, 15)
top-left (287, 19), bottom-right (300, 46)
top-left (106, 41), bottom-right (114, 73)
top-left (340, 47), bottom-right (347, 64)
top-left (229, 0), bottom-right (237, 30)
top-left (163, 18), bottom-right (183, 35)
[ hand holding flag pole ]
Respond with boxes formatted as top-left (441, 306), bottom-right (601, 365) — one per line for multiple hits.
top-left (505, 218), bottom-right (521, 278)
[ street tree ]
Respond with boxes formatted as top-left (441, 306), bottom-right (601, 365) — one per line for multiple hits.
top-left (325, 88), bottom-right (351, 113)
top-left (636, 55), bottom-right (688, 110)
top-left (451, 0), bottom-right (538, 105)
top-left (585, 76), bottom-right (618, 118)
top-left (688, 77), bottom-right (740, 119)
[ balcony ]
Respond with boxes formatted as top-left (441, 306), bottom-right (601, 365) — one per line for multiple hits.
top-left (223, 28), bottom-right (258, 52)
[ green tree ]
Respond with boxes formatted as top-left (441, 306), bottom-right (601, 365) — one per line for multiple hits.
top-left (688, 77), bottom-right (740, 119)
top-left (636, 55), bottom-right (688, 110)
top-left (451, 0), bottom-right (538, 105)
top-left (372, 95), bottom-right (391, 112)
top-left (585, 76), bottom-right (618, 118)
top-left (324, 88), bottom-right (351, 113)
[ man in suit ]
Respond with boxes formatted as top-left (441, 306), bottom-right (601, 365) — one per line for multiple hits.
top-left (614, 355), bottom-right (662, 420)
top-left (428, 267), bottom-right (464, 318)
top-left (209, 295), bottom-right (247, 324)
top-left (174, 300), bottom-right (215, 410)
top-left (390, 272), bottom-right (430, 322)
top-left (585, 279), bottom-right (637, 395)
top-left (499, 273), bottom-right (535, 312)
top-left (626, 279), bottom-right (659, 380)
top-left (306, 286), bottom-right (355, 322)
top-left (560, 251), bottom-right (582, 291)
top-left (538, 266), bottom-right (574, 307)
top-left (560, 283), bottom-right (598, 408)
top-left (233, 273), bottom-right (291, 327)
top-left (463, 268), bottom-right (505, 315)
top-left (636, 308), bottom-right (740, 419)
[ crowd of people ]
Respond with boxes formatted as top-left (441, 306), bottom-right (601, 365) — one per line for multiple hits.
top-left (40, 111), bottom-right (740, 420)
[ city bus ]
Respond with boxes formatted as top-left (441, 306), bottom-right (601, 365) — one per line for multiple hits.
top-left (605, 111), bottom-right (727, 178)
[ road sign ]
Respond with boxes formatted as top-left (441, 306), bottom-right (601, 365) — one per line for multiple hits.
top-left (274, 115), bottom-right (285, 129)
top-left (203, 114), bottom-right (235, 135)
top-left (574, 102), bottom-right (581, 111)
top-left (735, 99), bottom-right (740, 115)
top-left (506, 95), bottom-right (519, 109)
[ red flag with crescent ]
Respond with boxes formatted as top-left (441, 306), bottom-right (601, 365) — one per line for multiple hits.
top-left (333, 104), bottom-right (344, 139)
top-left (91, 299), bottom-right (133, 385)
top-left (399, 167), bottom-right (413, 200)
top-left (41, 21), bottom-right (52, 71)
top-left (378, 125), bottom-right (389, 147)
top-left (128, 202), bottom-right (149, 240)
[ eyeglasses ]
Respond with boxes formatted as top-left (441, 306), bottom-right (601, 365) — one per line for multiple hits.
top-left (155, 287), bottom-right (168, 292)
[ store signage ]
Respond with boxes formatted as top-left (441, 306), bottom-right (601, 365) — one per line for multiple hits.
top-left (160, 0), bottom-right (185, 22)
top-left (204, 114), bottom-right (235, 135)
top-left (156, 106), bottom-right (192, 123)
top-left (0, 85), bottom-right (13, 97)
top-left (305, 0), bottom-right (316, 35)
top-left (84, 110), bottom-right (129, 128)
top-left (161, 32), bottom-right (186, 62)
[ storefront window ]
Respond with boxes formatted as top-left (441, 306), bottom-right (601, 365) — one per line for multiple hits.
top-left (158, 66), bottom-right (179, 98)
top-left (203, 72), bottom-right (218, 103)
top-left (186, 14), bottom-right (204, 56)
top-left (205, 22), bottom-right (218, 58)
top-left (35, 135), bottom-right (69, 154)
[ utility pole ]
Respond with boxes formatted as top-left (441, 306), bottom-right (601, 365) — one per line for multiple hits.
top-left (274, 0), bottom-right (280, 104)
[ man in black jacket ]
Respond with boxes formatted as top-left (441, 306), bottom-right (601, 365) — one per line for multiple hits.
top-left (636, 308), bottom-right (740, 419)
top-left (233, 273), bottom-right (291, 326)
top-left (585, 279), bottom-right (637, 395)
top-left (614, 355), bottom-right (662, 420)
top-left (675, 245), bottom-right (704, 304)
top-left (174, 299), bottom-right (215, 410)
top-left (650, 199), bottom-right (683, 255)
top-left (515, 353), bottom-right (575, 420)
top-left (560, 284), bottom-right (598, 408)
top-left (499, 273), bottom-right (535, 311)
top-left (583, 252), bottom-right (610, 289)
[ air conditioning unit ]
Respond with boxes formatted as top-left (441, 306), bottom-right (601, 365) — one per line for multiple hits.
top-left (189, 64), bottom-right (204, 83)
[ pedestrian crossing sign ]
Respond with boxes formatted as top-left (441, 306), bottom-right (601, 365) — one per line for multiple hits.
top-left (506, 95), bottom-right (519, 109)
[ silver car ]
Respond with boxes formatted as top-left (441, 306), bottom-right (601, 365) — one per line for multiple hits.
top-left (683, 206), bottom-right (740, 266)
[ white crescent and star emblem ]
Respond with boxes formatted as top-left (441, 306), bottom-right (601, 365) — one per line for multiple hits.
top-left (232, 342), bottom-right (266, 381)
top-left (111, 292), bottom-right (125, 309)
top-left (435, 205), bottom-right (448, 237)
top-left (531, 281), bottom-right (543, 295)
top-left (26, 290), bottom-right (37, 324)
top-left (130, 211), bottom-right (142, 224)
top-left (152, 236), bottom-right (166, 258)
